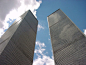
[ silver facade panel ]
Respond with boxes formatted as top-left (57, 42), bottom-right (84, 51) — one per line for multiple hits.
top-left (0, 10), bottom-right (38, 65)
top-left (20, 11), bottom-right (28, 19)
top-left (48, 9), bottom-right (86, 65)
top-left (0, 37), bottom-right (11, 55)
top-left (0, 19), bottom-right (22, 43)
top-left (48, 9), bottom-right (66, 27)
top-left (24, 10), bottom-right (38, 32)
top-left (0, 40), bottom-right (32, 65)
top-left (54, 37), bottom-right (86, 65)
top-left (0, 19), bottom-right (22, 55)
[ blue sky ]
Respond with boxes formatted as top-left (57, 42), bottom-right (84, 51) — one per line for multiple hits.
top-left (0, 0), bottom-right (86, 65)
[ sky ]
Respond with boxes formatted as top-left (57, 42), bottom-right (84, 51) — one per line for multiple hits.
top-left (0, 0), bottom-right (86, 65)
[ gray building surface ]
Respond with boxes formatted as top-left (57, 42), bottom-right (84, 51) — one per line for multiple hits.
top-left (0, 10), bottom-right (38, 65)
top-left (48, 9), bottom-right (86, 65)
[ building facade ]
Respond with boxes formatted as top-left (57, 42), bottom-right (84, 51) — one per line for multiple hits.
top-left (48, 9), bottom-right (86, 65)
top-left (0, 10), bottom-right (38, 65)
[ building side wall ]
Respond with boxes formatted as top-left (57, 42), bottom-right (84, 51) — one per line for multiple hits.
top-left (0, 10), bottom-right (38, 65)
top-left (0, 18), bottom-right (22, 55)
top-left (48, 9), bottom-right (86, 65)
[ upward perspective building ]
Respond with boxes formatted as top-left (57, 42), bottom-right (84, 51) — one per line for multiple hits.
top-left (48, 9), bottom-right (86, 65)
top-left (0, 9), bottom-right (86, 65)
top-left (0, 10), bottom-right (38, 65)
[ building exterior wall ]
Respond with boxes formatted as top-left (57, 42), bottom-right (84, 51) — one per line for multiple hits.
top-left (48, 9), bottom-right (86, 65)
top-left (0, 10), bottom-right (38, 65)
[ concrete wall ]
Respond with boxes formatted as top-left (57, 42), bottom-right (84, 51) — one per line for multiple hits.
top-left (0, 10), bottom-right (38, 65)
top-left (48, 9), bottom-right (86, 65)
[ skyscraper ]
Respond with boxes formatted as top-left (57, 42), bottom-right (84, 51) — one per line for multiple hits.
top-left (48, 9), bottom-right (86, 65)
top-left (0, 10), bottom-right (38, 65)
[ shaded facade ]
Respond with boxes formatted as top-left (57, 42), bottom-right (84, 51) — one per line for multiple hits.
top-left (0, 10), bottom-right (38, 65)
top-left (48, 9), bottom-right (86, 65)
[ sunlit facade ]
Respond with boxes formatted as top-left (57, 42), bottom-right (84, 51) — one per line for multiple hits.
top-left (48, 9), bottom-right (86, 65)
top-left (0, 10), bottom-right (38, 65)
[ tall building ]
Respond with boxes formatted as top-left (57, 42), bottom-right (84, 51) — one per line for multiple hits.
top-left (48, 9), bottom-right (86, 65)
top-left (0, 10), bottom-right (38, 65)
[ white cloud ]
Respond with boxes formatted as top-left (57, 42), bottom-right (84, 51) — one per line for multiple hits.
top-left (48, 38), bottom-right (50, 41)
top-left (35, 49), bottom-right (45, 55)
top-left (36, 41), bottom-right (46, 48)
top-left (33, 41), bottom-right (54, 65)
top-left (84, 29), bottom-right (86, 35)
top-left (0, 0), bottom-right (42, 38)
top-left (35, 41), bottom-right (46, 55)
top-left (49, 33), bottom-right (50, 35)
top-left (33, 55), bottom-right (54, 65)
top-left (0, 28), bottom-right (5, 37)
top-left (38, 24), bottom-right (44, 31)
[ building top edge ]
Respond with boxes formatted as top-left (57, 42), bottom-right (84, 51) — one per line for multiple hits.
top-left (28, 10), bottom-right (38, 22)
top-left (20, 10), bottom-right (38, 22)
top-left (47, 8), bottom-right (60, 17)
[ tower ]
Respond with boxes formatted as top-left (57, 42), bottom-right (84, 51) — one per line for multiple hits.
top-left (48, 9), bottom-right (86, 65)
top-left (0, 10), bottom-right (38, 65)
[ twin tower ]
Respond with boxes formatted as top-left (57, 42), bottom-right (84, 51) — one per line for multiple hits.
top-left (0, 9), bottom-right (86, 65)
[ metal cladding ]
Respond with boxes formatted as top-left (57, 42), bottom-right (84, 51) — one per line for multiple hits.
top-left (0, 10), bottom-right (38, 65)
top-left (48, 9), bottom-right (86, 65)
